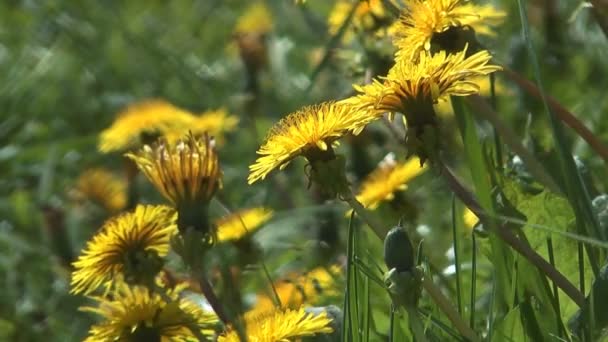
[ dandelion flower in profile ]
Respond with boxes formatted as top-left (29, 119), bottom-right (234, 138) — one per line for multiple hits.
top-left (356, 154), bottom-right (427, 209)
top-left (82, 284), bottom-right (218, 342)
top-left (71, 205), bottom-right (176, 295)
top-left (126, 133), bottom-right (221, 237)
top-left (73, 168), bottom-right (127, 213)
top-left (216, 207), bottom-right (273, 243)
top-left (349, 47), bottom-right (501, 119)
top-left (98, 99), bottom-right (197, 153)
top-left (218, 307), bottom-right (333, 342)
top-left (393, 0), bottom-right (505, 61)
top-left (248, 101), bottom-right (378, 184)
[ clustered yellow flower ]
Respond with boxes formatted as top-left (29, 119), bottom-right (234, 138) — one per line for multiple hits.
top-left (71, 1), bottom-right (507, 338)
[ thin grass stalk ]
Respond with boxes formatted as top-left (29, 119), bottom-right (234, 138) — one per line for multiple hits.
top-left (469, 232), bottom-right (477, 330)
top-left (451, 195), bottom-right (463, 315)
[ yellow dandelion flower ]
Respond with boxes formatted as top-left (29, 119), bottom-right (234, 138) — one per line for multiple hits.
top-left (356, 154), bottom-right (427, 209)
top-left (248, 101), bottom-right (378, 184)
top-left (219, 307), bottom-right (333, 342)
top-left (126, 133), bottom-right (221, 208)
top-left (126, 133), bottom-right (221, 238)
top-left (347, 47), bottom-right (501, 122)
top-left (253, 265), bottom-right (341, 315)
top-left (463, 207), bottom-right (479, 231)
top-left (328, 0), bottom-right (390, 41)
top-left (394, 0), bottom-right (505, 61)
top-left (73, 168), bottom-right (127, 213)
top-left (216, 207), bottom-right (273, 242)
top-left (71, 205), bottom-right (176, 295)
top-left (234, 3), bottom-right (273, 34)
top-left (99, 99), bottom-right (197, 153)
top-left (81, 284), bottom-right (218, 341)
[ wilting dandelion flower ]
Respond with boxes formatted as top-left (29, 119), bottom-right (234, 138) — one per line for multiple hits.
top-left (394, 0), bottom-right (505, 61)
top-left (216, 207), bottom-right (273, 242)
top-left (81, 284), bottom-right (217, 342)
top-left (248, 101), bottom-right (378, 184)
top-left (126, 133), bottom-right (221, 238)
top-left (71, 205), bottom-right (176, 295)
top-left (218, 307), bottom-right (333, 342)
top-left (73, 168), bottom-right (127, 213)
top-left (356, 154), bottom-right (427, 209)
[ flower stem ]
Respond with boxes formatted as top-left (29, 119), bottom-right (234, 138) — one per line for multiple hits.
top-left (405, 306), bottom-right (429, 342)
top-left (196, 273), bottom-right (232, 326)
top-left (341, 188), bottom-right (479, 341)
top-left (438, 161), bottom-right (586, 307)
top-left (341, 190), bottom-right (386, 239)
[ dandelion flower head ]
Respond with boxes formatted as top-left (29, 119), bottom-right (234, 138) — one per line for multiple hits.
top-left (356, 154), bottom-right (427, 209)
top-left (219, 307), bottom-right (333, 342)
top-left (347, 47), bottom-right (501, 122)
top-left (216, 207), bottom-right (273, 242)
top-left (99, 99), bottom-right (198, 153)
top-left (81, 284), bottom-right (218, 342)
top-left (248, 101), bottom-right (378, 184)
top-left (126, 133), bottom-right (221, 208)
top-left (394, 0), bottom-right (505, 61)
top-left (71, 205), bottom-right (176, 295)
top-left (73, 168), bottom-right (127, 213)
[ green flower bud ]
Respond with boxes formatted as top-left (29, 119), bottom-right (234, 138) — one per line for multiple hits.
top-left (383, 226), bottom-right (415, 273)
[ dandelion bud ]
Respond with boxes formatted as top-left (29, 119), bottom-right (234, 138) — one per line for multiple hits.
top-left (383, 225), bottom-right (415, 273)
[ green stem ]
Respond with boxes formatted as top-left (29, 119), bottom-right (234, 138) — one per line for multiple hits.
top-left (405, 306), bottom-right (428, 342)
top-left (342, 190), bottom-right (386, 239)
top-left (196, 271), bottom-right (232, 327)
